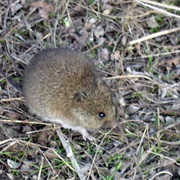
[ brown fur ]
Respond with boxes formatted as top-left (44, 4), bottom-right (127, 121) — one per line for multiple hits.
top-left (23, 48), bottom-right (116, 133)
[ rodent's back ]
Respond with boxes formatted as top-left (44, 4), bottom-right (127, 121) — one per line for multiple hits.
top-left (23, 49), bottom-right (95, 115)
top-left (23, 48), bottom-right (116, 130)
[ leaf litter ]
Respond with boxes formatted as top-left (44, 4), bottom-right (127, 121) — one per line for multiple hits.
top-left (0, 0), bottom-right (180, 179)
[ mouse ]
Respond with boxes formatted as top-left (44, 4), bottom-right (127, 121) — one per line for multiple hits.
top-left (22, 48), bottom-right (116, 140)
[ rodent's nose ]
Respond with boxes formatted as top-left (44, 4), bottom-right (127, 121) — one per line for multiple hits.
top-left (103, 119), bottom-right (117, 129)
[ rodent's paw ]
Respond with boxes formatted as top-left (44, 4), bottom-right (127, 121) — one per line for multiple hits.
top-left (85, 134), bottom-right (95, 142)
top-left (79, 128), bottom-right (95, 141)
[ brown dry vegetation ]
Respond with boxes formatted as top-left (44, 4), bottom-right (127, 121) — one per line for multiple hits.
top-left (0, 0), bottom-right (180, 180)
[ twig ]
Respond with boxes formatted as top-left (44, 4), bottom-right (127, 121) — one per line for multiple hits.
top-left (149, 170), bottom-right (173, 180)
top-left (87, 127), bottom-right (115, 179)
top-left (38, 156), bottom-right (44, 180)
top-left (0, 119), bottom-right (52, 126)
top-left (115, 50), bottom-right (180, 60)
top-left (136, 0), bottom-right (180, 18)
top-left (147, 150), bottom-right (180, 166)
top-left (129, 27), bottom-right (180, 45)
top-left (116, 120), bottom-right (144, 179)
top-left (104, 74), bottom-right (161, 86)
top-left (0, 97), bottom-right (23, 102)
top-left (136, 0), bottom-right (180, 11)
top-left (0, 8), bottom-right (36, 41)
top-left (56, 129), bottom-right (86, 180)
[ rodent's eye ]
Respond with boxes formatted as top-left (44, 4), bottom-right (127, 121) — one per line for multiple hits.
top-left (99, 112), bottom-right (106, 118)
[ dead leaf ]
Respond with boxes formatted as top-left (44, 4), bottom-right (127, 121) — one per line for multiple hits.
top-left (6, 111), bottom-right (21, 119)
top-left (35, 32), bottom-right (43, 41)
top-left (37, 129), bottom-right (48, 146)
top-left (114, 50), bottom-right (120, 61)
top-left (94, 25), bottom-right (105, 38)
top-left (146, 16), bottom-right (159, 28)
top-left (122, 36), bottom-right (127, 46)
top-left (159, 57), bottom-right (180, 67)
top-left (103, 5), bottom-right (113, 15)
top-left (169, 57), bottom-right (180, 66)
top-left (169, 34), bottom-right (179, 45)
top-left (126, 104), bottom-right (140, 114)
top-left (110, 53), bottom-right (115, 61)
top-left (101, 48), bottom-right (109, 60)
top-left (22, 125), bottom-right (32, 134)
top-left (44, 148), bottom-right (58, 159)
top-left (110, 50), bottom-right (121, 61)
top-left (20, 160), bottom-right (34, 173)
top-left (11, 3), bottom-right (23, 16)
top-left (74, 3), bottom-right (84, 12)
top-left (7, 159), bottom-right (21, 169)
top-left (30, 1), bottom-right (52, 19)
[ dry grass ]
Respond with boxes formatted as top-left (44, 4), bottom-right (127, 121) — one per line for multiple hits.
top-left (0, 0), bottom-right (180, 179)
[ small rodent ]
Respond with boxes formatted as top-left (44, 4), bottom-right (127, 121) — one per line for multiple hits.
top-left (22, 48), bottom-right (116, 140)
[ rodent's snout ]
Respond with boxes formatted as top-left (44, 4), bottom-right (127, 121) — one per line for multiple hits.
top-left (103, 118), bottom-right (117, 129)
top-left (97, 105), bottom-right (117, 129)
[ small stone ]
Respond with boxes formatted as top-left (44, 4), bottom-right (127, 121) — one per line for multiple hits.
top-left (89, 18), bottom-right (96, 24)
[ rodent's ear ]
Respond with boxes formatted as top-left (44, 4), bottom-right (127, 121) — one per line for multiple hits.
top-left (74, 91), bottom-right (87, 102)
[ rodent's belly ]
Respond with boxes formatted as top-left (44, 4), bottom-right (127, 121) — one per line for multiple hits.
top-left (28, 104), bottom-right (79, 129)
top-left (52, 118), bottom-right (74, 128)
top-left (42, 116), bottom-right (84, 132)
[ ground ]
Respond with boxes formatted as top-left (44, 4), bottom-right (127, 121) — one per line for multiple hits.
top-left (0, 0), bottom-right (180, 180)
